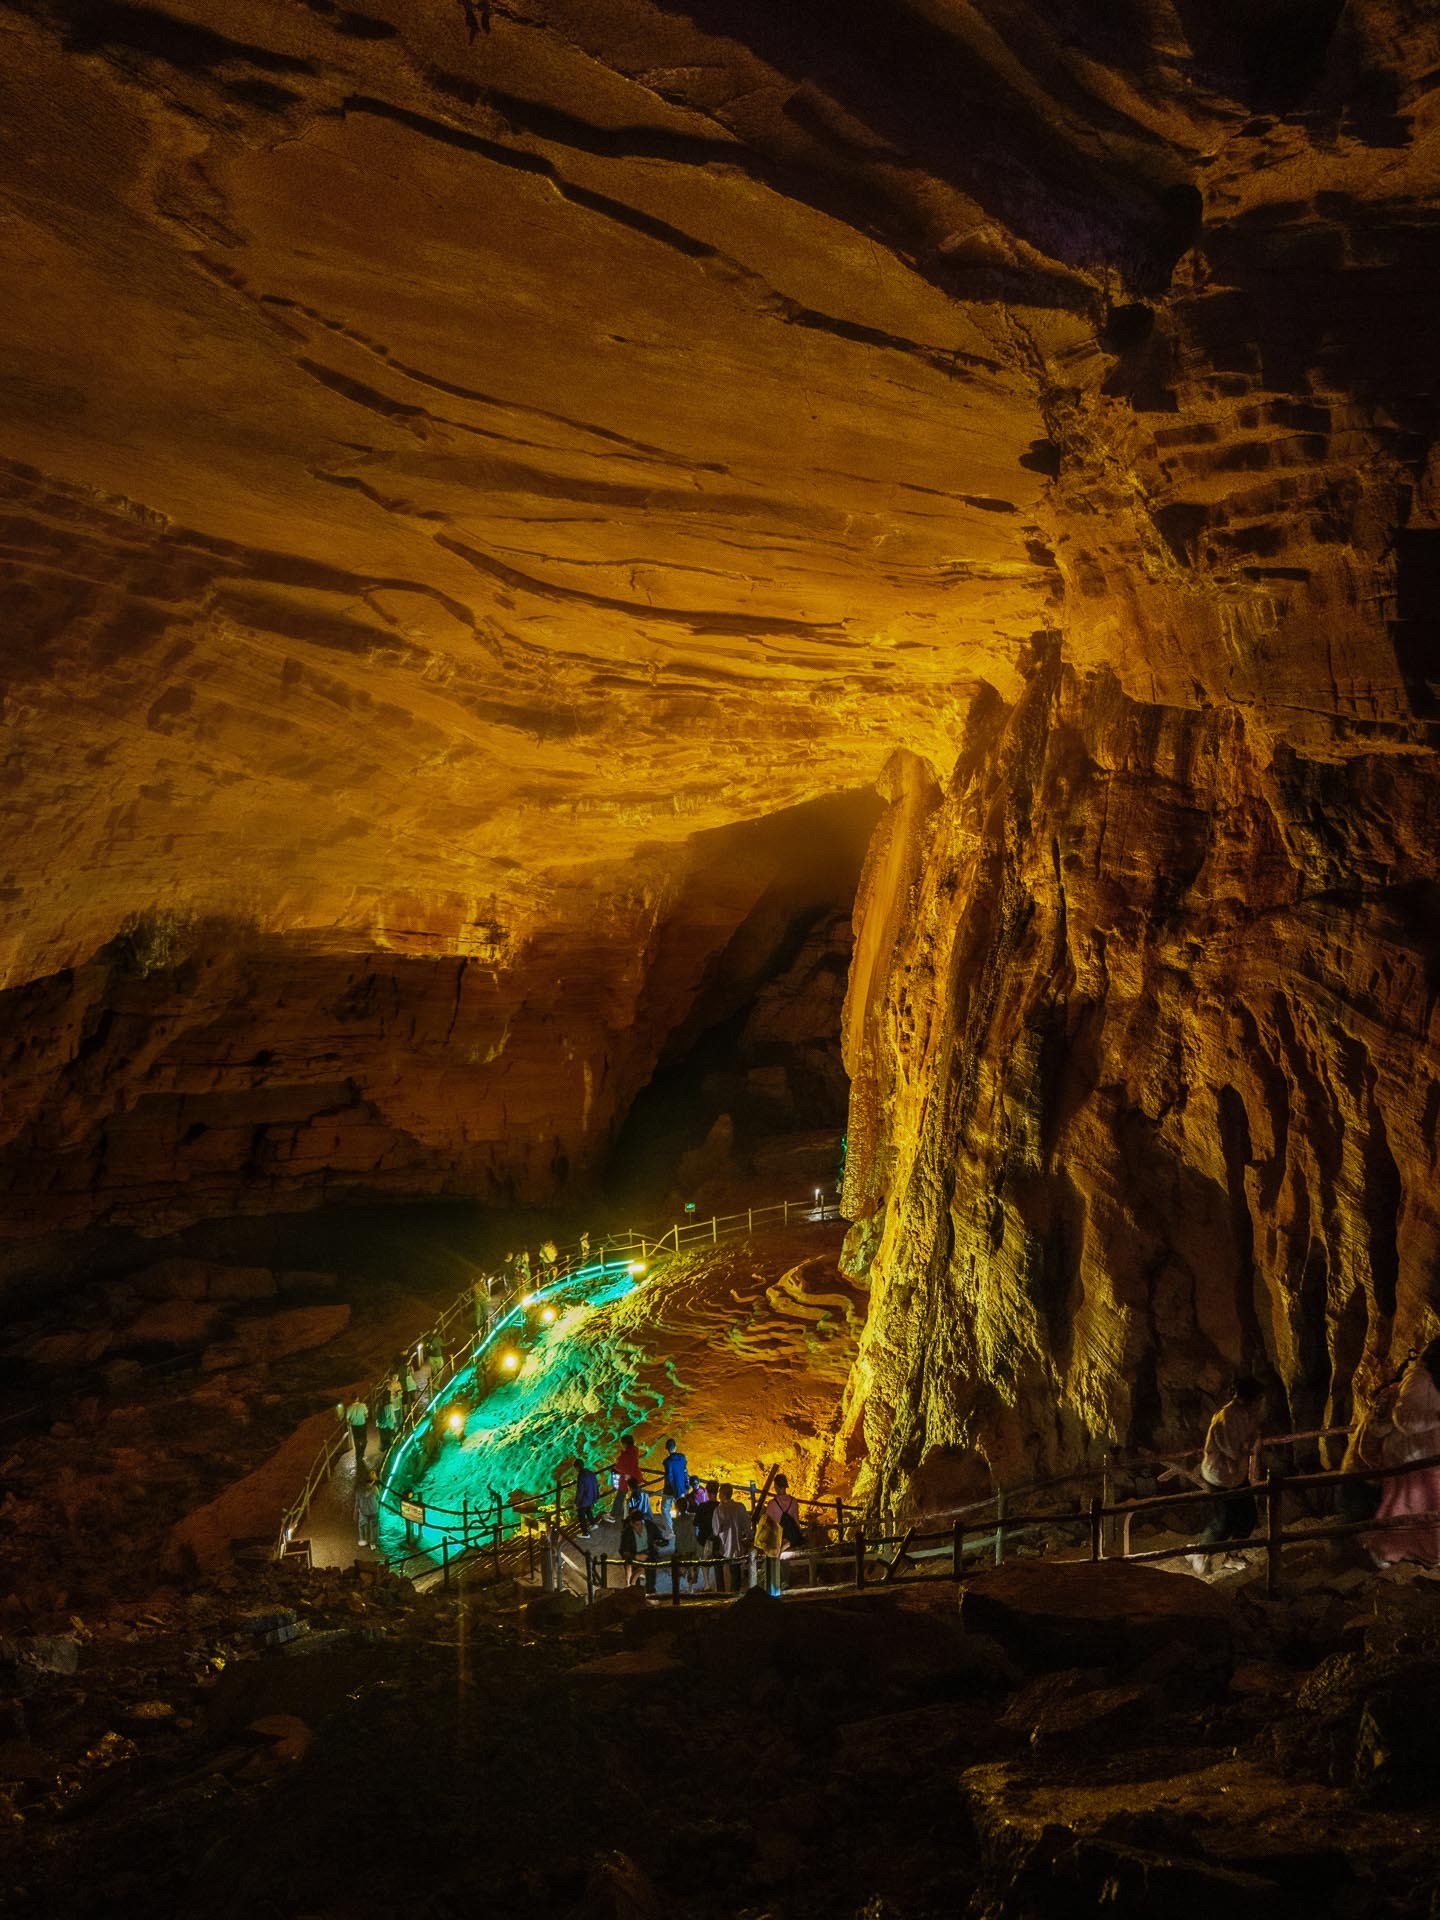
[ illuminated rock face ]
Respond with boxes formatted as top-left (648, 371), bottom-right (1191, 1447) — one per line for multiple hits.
top-left (835, 0), bottom-right (1440, 1496)
top-left (2, 2), bottom-right (1439, 1483)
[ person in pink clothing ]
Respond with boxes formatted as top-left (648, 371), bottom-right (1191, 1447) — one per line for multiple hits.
top-left (1370, 1338), bottom-right (1440, 1567)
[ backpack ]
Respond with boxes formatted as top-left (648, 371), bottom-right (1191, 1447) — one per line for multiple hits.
top-left (754, 1512), bottom-right (783, 1555)
top-left (779, 1507), bottom-right (804, 1551)
top-left (1354, 1377), bottom-right (1404, 1470)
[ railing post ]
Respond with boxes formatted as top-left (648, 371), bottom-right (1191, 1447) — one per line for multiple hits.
top-left (783, 1199), bottom-right (789, 1224)
top-left (835, 1496), bottom-right (845, 1541)
top-left (1089, 1493), bottom-right (1103, 1563)
top-left (442, 1540), bottom-right (450, 1589)
top-left (1266, 1465), bottom-right (1283, 1596)
top-left (600, 1553), bottom-right (608, 1590)
top-left (671, 1555), bottom-right (682, 1605)
top-left (491, 1523), bottom-right (500, 1580)
top-left (994, 1489), bottom-right (1006, 1567)
top-left (853, 1530), bottom-right (865, 1590)
top-left (462, 1495), bottom-right (470, 1548)
top-left (748, 1208), bottom-right (753, 1233)
top-left (1122, 1508), bottom-right (1134, 1559)
top-left (585, 1551), bottom-right (594, 1606)
top-left (953, 1520), bottom-right (965, 1580)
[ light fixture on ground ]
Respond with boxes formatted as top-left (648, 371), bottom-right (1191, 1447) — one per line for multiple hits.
top-left (627, 1261), bottom-right (646, 1276)
top-left (540, 1305), bottom-right (556, 1325)
top-left (500, 1350), bottom-right (519, 1372)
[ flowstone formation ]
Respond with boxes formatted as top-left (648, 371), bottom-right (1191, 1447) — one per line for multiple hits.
top-left (1, 0), bottom-right (1437, 1508)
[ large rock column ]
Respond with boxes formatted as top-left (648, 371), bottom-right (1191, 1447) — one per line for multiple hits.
top-left (841, 668), bottom-right (1440, 1506)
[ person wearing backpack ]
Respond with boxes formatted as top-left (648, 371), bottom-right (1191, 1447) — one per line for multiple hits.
top-left (1341, 1358), bottom-right (1410, 1523)
top-left (761, 1472), bottom-right (803, 1595)
top-left (574, 1455), bottom-right (601, 1535)
top-left (1369, 1338), bottom-right (1440, 1567)
top-left (660, 1436), bottom-right (689, 1520)
top-left (694, 1479), bottom-right (720, 1591)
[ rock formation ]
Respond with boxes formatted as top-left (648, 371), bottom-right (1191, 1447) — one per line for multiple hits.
top-left (2, 2), bottom-right (1439, 1497)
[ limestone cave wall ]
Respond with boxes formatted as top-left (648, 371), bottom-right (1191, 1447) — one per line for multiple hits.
top-left (836, 0), bottom-right (1440, 1501)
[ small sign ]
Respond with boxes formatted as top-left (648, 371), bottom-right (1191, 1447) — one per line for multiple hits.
top-left (400, 1500), bottom-right (425, 1525)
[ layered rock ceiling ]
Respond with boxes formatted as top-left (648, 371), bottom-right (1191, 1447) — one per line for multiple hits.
top-left (3, 1), bottom-right (1439, 1487)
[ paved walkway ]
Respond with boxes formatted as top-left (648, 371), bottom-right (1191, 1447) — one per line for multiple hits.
top-left (305, 1430), bottom-right (386, 1570)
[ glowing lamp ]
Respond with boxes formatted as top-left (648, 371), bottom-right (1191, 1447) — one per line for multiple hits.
top-left (627, 1261), bottom-right (646, 1276)
top-left (540, 1305), bottom-right (556, 1325)
top-left (446, 1411), bottom-right (464, 1435)
top-left (500, 1350), bottom-right (519, 1372)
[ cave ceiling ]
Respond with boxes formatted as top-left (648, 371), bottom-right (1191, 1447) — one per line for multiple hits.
top-left (2, 0), bottom-right (1439, 1253)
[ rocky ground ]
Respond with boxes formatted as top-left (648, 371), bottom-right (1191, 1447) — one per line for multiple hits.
top-left (5, 1543), bottom-right (1440, 1919)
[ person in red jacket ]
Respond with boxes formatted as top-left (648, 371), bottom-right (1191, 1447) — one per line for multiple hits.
top-left (611, 1432), bottom-right (641, 1519)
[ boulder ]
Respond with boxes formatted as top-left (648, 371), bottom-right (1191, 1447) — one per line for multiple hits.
top-left (22, 1329), bottom-right (112, 1369)
top-left (113, 1301), bottom-right (224, 1350)
top-left (231, 1305), bottom-right (350, 1365)
top-left (276, 1269), bottom-right (340, 1294)
top-left (568, 1851), bottom-right (661, 1920)
top-left (960, 1560), bottom-right (1232, 1674)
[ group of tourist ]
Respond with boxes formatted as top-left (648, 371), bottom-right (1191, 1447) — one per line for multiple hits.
top-left (1178, 1338), bottom-right (1440, 1573)
top-left (570, 1433), bottom-right (808, 1596)
top-left (470, 1232), bottom-right (600, 1334)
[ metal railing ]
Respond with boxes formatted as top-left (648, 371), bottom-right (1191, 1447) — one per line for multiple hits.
top-left (274, 1196), bottom-right (842, 1558)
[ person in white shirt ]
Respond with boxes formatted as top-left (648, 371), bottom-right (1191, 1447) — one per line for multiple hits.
top-left (711, 1483), bottom-right (752, 1594)
top-left (1188, 1376), bottom-right (1265, 1575)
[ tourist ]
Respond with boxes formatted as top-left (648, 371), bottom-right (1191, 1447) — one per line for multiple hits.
top-left (401, 1358), bottom-right (418, 1420)
top-left (1188, 1376), bottom-right (1266, 1574)
top-left (623, 1475), bottom-right (653, 1522)
top-left (619, 1509), bottom-right (645, 1587)
top-left (355, 1470), bottom-right (379, 1550)
top-left (641, 1508), bottom-right (668, 1594)
top-left (661, 1435), bottom-right (690, 1520)
top-left (517, 1248), bottom-right (532, 1286)
top-left (575, 1455), bottom-right (600, 1534)
top-left (1341, 1359), bottom-right (1409, 1523)
top-left (412, 1349), bottom-right (433, 1414)
top-left (694, 1479), bottom-right (720, 1590)
top-left (671, 1493), bottom-right (698, 1593)
top-left (541, 1522), bottom-right (564, 1593)
top-left (540, 1238), bottom-right (558, 1280)
top-left (612, 1432), bottom-right (642, 1518)
top-left (1369, 1338), bottom-right (1440, 1567)
top-left (342, 1392), bottom-right (369, 1464)
top-left (711, 1482), bottom-right (751, 1594)
top-left (579, 1230), bottom-right (591, 1261)
top-left (472, 1275), bottom-right (489, 1333)
top-left (375, 1387), bottom-right (399, 1460)
top-left (425, 1332), bottom-right (445, 1384)
top-left (402, 1486), bottom-right (422, 1551)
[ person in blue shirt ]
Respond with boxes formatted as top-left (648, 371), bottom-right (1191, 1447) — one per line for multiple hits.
top-left (574, 1455), bottom-right (601, 1535)
top-left (661, 1437), bottom-right (689, 1521)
